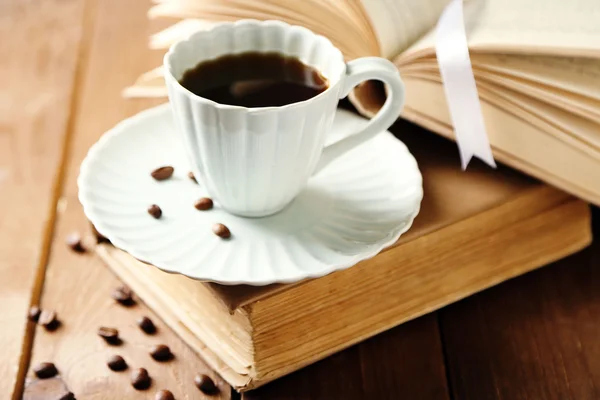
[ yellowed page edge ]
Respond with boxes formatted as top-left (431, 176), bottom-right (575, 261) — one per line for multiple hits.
top-left (403, 77), bottom-right (600, 204)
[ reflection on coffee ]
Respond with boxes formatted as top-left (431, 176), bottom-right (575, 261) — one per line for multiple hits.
top-left (179, 52), bottom-right (329, 107)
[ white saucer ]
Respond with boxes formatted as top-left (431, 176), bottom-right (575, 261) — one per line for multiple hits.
top-left (78, 104), bottom-right (423, 285)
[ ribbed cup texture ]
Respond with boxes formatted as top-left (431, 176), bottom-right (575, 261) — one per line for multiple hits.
top-left (78, 105), bottom-right (423, 285)
top-left (165, 20), bottom-right (346, 216)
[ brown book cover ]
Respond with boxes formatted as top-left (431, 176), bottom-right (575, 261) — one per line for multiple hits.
top-left (96, 128), bottom-right (591, 391)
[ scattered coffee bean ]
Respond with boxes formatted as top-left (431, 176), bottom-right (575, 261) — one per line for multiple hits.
top-left (151, 166), bottom-right (174, 181)
top-left (148, 204), bottom-right (162, 219)
top-left (150, 344), bottom-right (173, 362)
top-left (188, 171), bottom-right (197, 183)
top-left (90, 222), bottom-right (110, 244)
top-left (97, 327), bottom-right (121, 345)
top-left (112, 285), bottom-right (135, 306)
top-left (33, 362), bottom-right (58, 379)
top-left (212, 223), bottom-right (231, 239)
top-left (194, 197), bottom-right (213, 211)
top-left (107, 355), bottom-right (128, 371)
top-left (131, 368), bottom-right (152, 390)
top-left (155, 389), bottom-right (175, 400)
top-left (194, 374), bottom-right (218, 394)
top-left (138, 316), bottom-right (156, 335)
top-left (58, 392), bottom-right (75, 400)
top-left (38, 310), bottom-right (60, 331)
top-left (28, 305), bottom-right (41, 322)
top-left (65, 232), bottom-right (86, 253)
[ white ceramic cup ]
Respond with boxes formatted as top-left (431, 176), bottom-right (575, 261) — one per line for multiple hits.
top-left (164, 20), bottom-right (405, 217)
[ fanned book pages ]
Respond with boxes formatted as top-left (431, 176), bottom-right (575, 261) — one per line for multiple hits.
top-left (126, 0), bottom-right (600, 206)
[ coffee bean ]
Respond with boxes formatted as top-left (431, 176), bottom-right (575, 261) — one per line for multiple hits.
top-left (65, 232), bottom-right (86, 253)
top-left (38, 310), bottom-right (60, 331)
top-left (150, 344), bottom-right (173, 362)
top-left (131, 368), bottom-right (152, 390)
top-left (155, 389), bottom-right (175, 400)
top-left (151, 166), bottom-right (174, 181)
top-left (28, 305), bottom-right (41, 322)
top-left (188, 171), bottom-right (197, 183)
top-left (58, 392), bottom-right (75, 400)
top-left (107, 355), bottom-right (128, 371)
top-left (97, 327), bottom-right (121, 345)
top-left (194, 374), bottom-right (218, 394)
top-left (138, 316), bottom-right (156, 334)
top-left (148, 204), bottom-right (162, 219)
top-left (112, 285), bottom-right (135, 306)
top-left (212, 223), bottom-right (231, 239)
top-left (194, 197), bottom-right (213, 211)
top-left (38, 310), bottom-right (56, 326)
top-left (33, 362), bottom-right (58, 379)
top-left (90, 222), bottom-right (110, 244)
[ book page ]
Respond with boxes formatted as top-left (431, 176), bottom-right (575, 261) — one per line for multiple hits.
top-left (360, 0), bottom-right (450, 59)
top-left (402, 78), bottom-right (600, 204)
top-left (470, 54), bottom-right (600, 102)
top-left (402, 71), bottom-right (600, 154)
top-left (473, 66), bottom-right (600, 123)
top-left (400, 0), bottom-right (600, 62)
top-left (402, 70), bottom-right (600, 154)
top-left (474, 81), bottom-right (600, 155)
top-left (403, 105), bottom-right (600, 205)
top-left (397, 56), bottom-right (600, 121)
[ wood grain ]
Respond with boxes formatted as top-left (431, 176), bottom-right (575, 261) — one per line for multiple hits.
top-left (26, 0), bottom-right (231, 398)
top-left (6, 0), bottom-right (597, 397)
top-left (243, 314), bottom-right (450, 400)
top-left (440, 233), bottom-right (600, 400)
top-left (0, 0), bottom-right (88, 398)
top-left (355, 315), bottom-right (450, 400)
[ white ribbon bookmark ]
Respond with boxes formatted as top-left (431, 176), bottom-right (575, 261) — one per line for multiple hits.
top-left (435, 0), bottom-right (496, 169)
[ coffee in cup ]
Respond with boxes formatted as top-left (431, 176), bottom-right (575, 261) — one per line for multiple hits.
top-left (179, 51), bottom-right (330, 108)
top-left (164, 20), bottom-right (405, 217)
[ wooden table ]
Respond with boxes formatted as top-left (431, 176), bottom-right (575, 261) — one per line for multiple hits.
top-left (3, 0), bottom-right (599, 398)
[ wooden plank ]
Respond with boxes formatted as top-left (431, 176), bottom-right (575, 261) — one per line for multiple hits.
top-left (0, 0), bottom-right (88, 398)
top-left (244, 346), bottom-right (366, 400)
top-left (355, 315), bottom-right (450, 399)
top-left (27, 0), bottom-right (232, 398)
top-left (439, 230), bottom-right (600, 400)
top-left (242, 314), bottom-right (449, 400)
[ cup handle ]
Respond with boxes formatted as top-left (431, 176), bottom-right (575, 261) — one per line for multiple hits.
top-left (314, 57), bottom-right (405, 174)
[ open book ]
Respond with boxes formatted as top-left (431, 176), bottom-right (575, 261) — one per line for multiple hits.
top-left (127, 0), bottom-right (600, 206)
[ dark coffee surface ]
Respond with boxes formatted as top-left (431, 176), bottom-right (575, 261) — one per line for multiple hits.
top-left (179, 52), bottom-right (329, 107)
